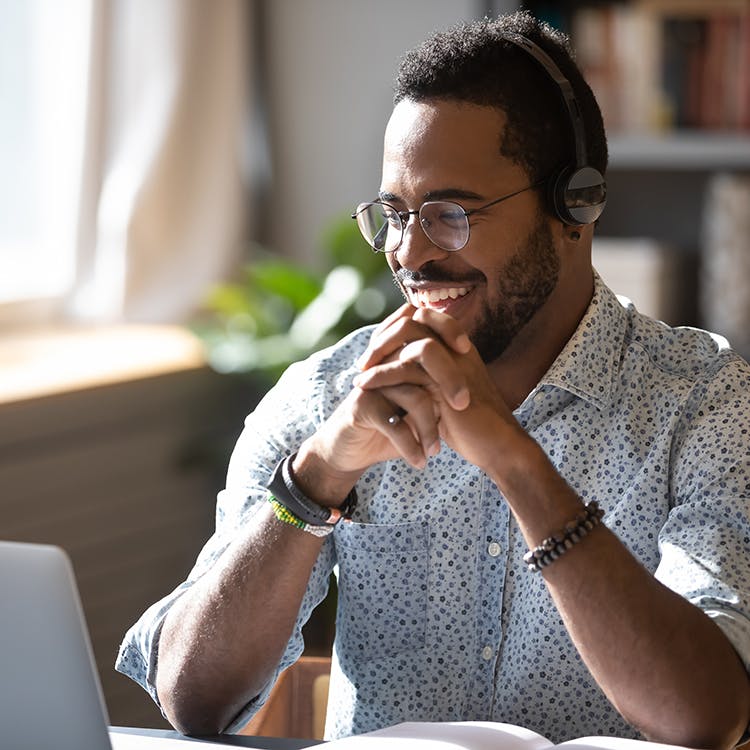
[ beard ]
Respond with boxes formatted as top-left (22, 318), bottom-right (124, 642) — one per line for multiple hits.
top-left (394, 214), bottom-right (560, 364)
top-left (470, 216), bottom-right (559, 363)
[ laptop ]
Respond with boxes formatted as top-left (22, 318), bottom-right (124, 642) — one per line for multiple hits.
top-left (0, 541), bottom-right (308, 750)
top-left (0, 540), bottom-right (113, 749)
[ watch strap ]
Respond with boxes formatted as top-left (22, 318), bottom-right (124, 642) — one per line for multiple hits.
top-left (267, 453), bottom-right (357, 526)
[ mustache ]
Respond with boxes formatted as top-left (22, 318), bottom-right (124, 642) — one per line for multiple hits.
top-left (396, 264), bottom-right (484, 287)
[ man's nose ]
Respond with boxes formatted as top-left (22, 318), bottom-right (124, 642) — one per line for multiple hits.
top-left (394, 216), bottom-right (449, 270)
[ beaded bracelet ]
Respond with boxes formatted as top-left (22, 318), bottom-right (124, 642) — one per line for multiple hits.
top-left (523, 500), bottom-right (605, 573)
top-left (268, 496), bottom-right (334, 538)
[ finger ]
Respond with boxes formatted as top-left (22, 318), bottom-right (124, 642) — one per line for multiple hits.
top-left (358, 315), bottom-right (419, 371)
top-left (371, 302), bottom-right (415, 337)
top-left (380, 383), bottom-right (441, 459)
top-left (399, 338), bottom-right (470, 410)
top-left (359, 304), bottom-right (416, 367)
top-left (356, 384), bottom-right (440, 468)
top-left (354, 345), bottom-right (470, 412)
top-left (353, 360), bottom-right (430, 390)
top-left (359, 307), bottom-right (472, 372)
top-left (412, 306), bottom-right (472, 354)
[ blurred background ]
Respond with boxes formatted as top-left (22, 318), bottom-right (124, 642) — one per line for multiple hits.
top-left (1, 0), bottom-right (748, 729)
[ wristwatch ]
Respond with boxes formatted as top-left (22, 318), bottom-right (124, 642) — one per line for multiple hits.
top-left (267, 453), bottom-right (358, 526)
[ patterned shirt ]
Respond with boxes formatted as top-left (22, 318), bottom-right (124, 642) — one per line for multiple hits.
top-left (116, 275), bottom-right (750, 742)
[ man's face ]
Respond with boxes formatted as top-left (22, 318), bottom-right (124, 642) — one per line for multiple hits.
top-left (380, 98), bottom-right (561, 364)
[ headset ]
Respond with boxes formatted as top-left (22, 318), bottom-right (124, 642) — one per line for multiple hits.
top-left (502, 32), bottom-right (607, 226)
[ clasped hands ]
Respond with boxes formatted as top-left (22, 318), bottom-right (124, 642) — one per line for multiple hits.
top-left (304, 303), bottom-right (527, 485)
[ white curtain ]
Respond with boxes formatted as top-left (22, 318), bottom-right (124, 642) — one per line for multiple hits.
top-left (68, 0), bottom-right (251, 323)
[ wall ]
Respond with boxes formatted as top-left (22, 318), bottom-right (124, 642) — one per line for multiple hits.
top-left (0, 364), bottom-right (257, 727)
top-left (261, 0), bottom-right (484, 263)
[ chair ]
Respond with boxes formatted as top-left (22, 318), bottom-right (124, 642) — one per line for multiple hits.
top-left (238, 656), bottom-right (331, 740)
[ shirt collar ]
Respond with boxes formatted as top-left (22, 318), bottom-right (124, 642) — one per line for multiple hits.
top-left (532, 272), bottom-right (627, 412)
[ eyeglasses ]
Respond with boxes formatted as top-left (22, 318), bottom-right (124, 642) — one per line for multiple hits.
top-left (351, 180), bottom-right (544, 253)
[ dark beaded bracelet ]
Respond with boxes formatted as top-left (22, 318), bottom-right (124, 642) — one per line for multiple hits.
top-left (523, 500), bottom-right (605, 573)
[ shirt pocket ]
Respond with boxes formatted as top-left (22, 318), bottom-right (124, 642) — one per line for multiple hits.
top-left (334, 519), bottom-right (429, 662)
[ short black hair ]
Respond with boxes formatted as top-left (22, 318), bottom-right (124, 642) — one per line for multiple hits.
top-left (393, 11), bottom-right (608, 188)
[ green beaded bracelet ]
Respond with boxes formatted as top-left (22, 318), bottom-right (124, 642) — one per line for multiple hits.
top-left (268, 496), bottom-right (334, 538)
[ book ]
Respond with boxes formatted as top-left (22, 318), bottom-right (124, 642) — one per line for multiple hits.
top-left (569, 0), bottom-right (750, 134)
top-left (314, 721), bottom-right (695, 750)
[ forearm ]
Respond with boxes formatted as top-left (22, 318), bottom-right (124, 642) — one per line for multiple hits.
top-left (493, 441), bottom-right (750, 750)
top-left (156, 504), bottom-right (326, 735)
top-left (546, 527), bottom-right (749, 749)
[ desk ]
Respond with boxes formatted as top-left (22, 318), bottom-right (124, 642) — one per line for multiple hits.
top-left (110, 726), bottom-right (322, 749)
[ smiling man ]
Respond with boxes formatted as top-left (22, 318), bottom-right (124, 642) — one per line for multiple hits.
top-left (117, 12), bottom-right (750, 748)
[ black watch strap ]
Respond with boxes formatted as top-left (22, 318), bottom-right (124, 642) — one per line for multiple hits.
top-left (267, 453), bottom-right (357, 526)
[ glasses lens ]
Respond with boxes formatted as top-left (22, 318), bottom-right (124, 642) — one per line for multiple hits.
top-left (354, 202), bottom-right (402, 252)
top-left (419, 201), bottom-right (469, 251)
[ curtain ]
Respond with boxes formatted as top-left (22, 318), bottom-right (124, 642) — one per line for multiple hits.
top-left (68, 0), bottom-right (251, 323)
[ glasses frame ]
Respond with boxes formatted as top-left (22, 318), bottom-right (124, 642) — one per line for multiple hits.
top-left (352, 179), bottom-right (545, 253)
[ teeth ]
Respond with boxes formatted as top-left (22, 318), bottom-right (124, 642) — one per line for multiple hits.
top-left (413, 287), bottom-right (469, 306)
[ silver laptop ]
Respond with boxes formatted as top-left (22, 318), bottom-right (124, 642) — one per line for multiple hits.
top-left (0, 540), bottom-right (113, 750)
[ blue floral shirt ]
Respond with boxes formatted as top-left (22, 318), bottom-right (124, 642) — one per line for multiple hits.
top-left (116, 275), bottom-right (750, 742)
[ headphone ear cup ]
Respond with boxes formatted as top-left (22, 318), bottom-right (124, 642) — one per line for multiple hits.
top-left (550, 166), bottom-right (607, 225)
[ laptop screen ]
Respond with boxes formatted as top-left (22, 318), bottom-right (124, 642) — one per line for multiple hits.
top-left (0, 541), bottom-right (112, 750)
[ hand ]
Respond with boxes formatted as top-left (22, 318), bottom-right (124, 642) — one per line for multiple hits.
top-left (294, 304), bottom-right (473, 500)
top-left (357, 303), bottom-right (473, 411)
top-left (354, 305), bottom-right (530, 475)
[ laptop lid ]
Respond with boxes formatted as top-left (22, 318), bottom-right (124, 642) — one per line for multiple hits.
top-left (0, 540), bottom-right (112, 750)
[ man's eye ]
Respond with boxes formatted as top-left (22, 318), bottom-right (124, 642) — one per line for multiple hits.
top-left (438, 207), bottom-right (465, 227)
top-left (382, 208), bottom-right (401, 227)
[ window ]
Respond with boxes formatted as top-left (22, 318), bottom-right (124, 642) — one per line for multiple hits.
top-left (0, 0), bottom-right (91, 315)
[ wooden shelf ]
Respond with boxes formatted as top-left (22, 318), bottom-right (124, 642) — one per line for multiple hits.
top-left (608, 132), bottom-right (750, 170)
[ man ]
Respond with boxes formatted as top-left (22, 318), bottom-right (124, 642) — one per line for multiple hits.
top-left (117, 12), bottom-right (750, 748)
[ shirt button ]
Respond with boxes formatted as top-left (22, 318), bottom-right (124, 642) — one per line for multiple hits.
top-left (481, 645), bottom-right (493, 661)
top-left (487, 541), bottom-right (501, 557)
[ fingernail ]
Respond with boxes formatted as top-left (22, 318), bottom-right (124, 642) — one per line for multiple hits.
top-left (456, 333), bottom-right (471, 352)
top-left (453, 387), bottom-right (470, 410)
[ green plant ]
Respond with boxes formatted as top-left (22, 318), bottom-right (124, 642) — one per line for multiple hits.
top-left (194, 213), bottom-right (402, 386)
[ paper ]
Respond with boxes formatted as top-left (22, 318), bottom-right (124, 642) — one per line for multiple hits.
top-left (320, 722), bottom-right (695, 750)
top-left (323, 721), bottom-right (556, 750)
top-left (109, 722), bottom-right (697, 750)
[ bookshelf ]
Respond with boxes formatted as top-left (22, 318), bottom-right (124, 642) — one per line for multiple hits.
top-left (608, 132), bottom-right (750, 170)
top-left (519, 0), bottom-right (750, 332)
top-left (600, 131), bottom-right (750, 255)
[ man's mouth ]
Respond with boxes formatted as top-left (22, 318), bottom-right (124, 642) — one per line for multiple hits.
top-left (407, 285), bottom-right (471, 309)
top-left (395, 267), bottom-right (481, 311)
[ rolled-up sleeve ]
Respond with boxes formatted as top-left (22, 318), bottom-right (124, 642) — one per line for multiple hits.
top-left (656, 358), bottom-right (750, 670)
